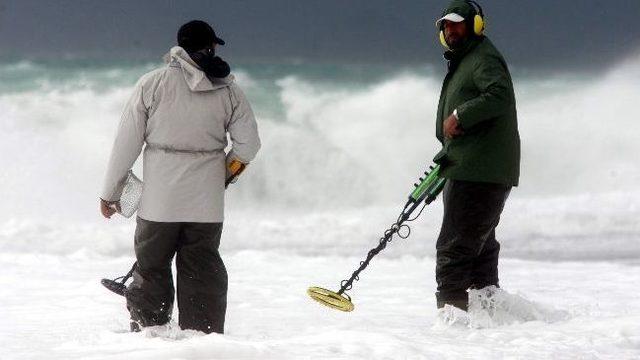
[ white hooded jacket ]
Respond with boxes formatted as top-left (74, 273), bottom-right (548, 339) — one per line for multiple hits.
top-left (101, 46), bottom-right (261, 222)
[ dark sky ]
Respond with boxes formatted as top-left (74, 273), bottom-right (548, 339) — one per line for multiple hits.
top-left (1, 0), bottom-right (639, 70)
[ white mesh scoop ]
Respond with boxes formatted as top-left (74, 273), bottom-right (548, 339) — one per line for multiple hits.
top-left (118, 170), bottom-right (143, 218)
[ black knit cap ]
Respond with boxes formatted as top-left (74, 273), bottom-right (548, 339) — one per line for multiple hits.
top-left (177, 20), bottom-right (225, 53)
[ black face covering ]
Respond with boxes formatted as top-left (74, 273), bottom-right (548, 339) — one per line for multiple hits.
top-left (188, 48), bottom-right (231, 79)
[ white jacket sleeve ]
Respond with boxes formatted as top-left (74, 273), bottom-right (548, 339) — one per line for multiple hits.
top-left (226, 83), bottom-right (261, 164)
top-left (100, 78), bottom-right (149, 201)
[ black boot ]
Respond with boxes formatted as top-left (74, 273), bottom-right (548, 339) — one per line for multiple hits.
top-left (436, 291), bottom-right (468, 311)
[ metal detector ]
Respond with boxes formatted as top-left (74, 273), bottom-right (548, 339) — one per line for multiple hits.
top-left (307, 164), bottom-right (446, 312)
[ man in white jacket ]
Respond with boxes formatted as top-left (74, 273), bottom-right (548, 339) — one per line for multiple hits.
top-left (99, 20), bottom-right (260, 333)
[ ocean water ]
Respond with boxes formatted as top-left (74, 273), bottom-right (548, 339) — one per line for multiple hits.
top-left (0, 55), bottom-right (638, 260)
top-left (1, 55), bottom-right (640, 359)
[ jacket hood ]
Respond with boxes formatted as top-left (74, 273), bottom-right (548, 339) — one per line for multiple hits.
top-left (163, 46), bottom-right (234, 92)
top-left (440, 0), bottom-right (477, 23)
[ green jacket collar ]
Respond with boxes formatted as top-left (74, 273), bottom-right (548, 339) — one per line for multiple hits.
top-left (443, 36), bottom-right (483, 70)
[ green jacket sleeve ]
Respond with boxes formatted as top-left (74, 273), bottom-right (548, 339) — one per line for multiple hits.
top-left (456, 54), bottom-right (512, 129)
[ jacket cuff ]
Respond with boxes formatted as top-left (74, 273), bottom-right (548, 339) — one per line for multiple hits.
top-left (100, 178), bottom-right (127, 202)
top-left (226, 149), bottom-right (250, 165)
top-left (455, 102), bottom-right (482, 129)
top-left (100, 190), bottom-right (123, 202)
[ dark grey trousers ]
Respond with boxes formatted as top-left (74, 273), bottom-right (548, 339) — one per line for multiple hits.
top-left (125, 216), bottom-right (227, 334)
top-left (435, 179), bottom-right (511, 310)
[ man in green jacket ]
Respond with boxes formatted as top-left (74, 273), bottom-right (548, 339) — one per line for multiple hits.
top-left (432, 0), bottom-right (520, 311)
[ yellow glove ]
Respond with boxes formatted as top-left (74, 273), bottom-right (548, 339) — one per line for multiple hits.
top-left (225, 158), bottom-right (247, 188)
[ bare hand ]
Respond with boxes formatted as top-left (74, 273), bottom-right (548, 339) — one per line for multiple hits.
top-left (443, 113), bottom-right (464, 139)
top-left (100, 198), bottom-right (120, 219)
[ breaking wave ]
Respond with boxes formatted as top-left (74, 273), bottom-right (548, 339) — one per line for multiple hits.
top-left (0, 55), bottom-right (638, 259)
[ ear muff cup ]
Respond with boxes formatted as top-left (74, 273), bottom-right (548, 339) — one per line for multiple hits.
top-left (473, 14), bottom-right (485, 35)
top-left (439, 30), bottom-right (450, 50)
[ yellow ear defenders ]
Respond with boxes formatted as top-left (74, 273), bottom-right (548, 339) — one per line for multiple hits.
top-left (439, 31), bottom-right (449, 50)
top-left (468, 0), bottom-right (485, 36)
top-left (438, 0), bottom-right (485, 50)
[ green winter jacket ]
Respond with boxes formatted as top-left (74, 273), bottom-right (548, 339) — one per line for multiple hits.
top-left (434, 36), bottom-right (520, 186)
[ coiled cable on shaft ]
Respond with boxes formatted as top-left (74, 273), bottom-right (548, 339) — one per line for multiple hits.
top-left (337, 201), bottom-right (428, 296)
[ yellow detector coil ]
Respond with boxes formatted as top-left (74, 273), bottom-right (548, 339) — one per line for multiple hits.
top-left (307, 286), bottom-right (354, 312)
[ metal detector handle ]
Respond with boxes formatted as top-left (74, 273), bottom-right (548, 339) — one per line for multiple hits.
top-left (424, 177), bottom-right (446, 204)
top-left (409, 164), bottom-right (445, 203)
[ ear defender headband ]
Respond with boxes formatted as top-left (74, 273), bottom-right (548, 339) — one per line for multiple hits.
top-left (439, 0), bottom-right (485, 50)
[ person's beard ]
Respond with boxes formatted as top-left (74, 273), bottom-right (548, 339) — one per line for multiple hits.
top-left (445, 33), bottom-right (467, 50)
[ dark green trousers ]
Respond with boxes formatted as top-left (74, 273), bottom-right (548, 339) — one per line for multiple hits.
top-left (126, 216), bottom-right (227, 334)
top-left (435, 179), bottom-right (511, 310)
